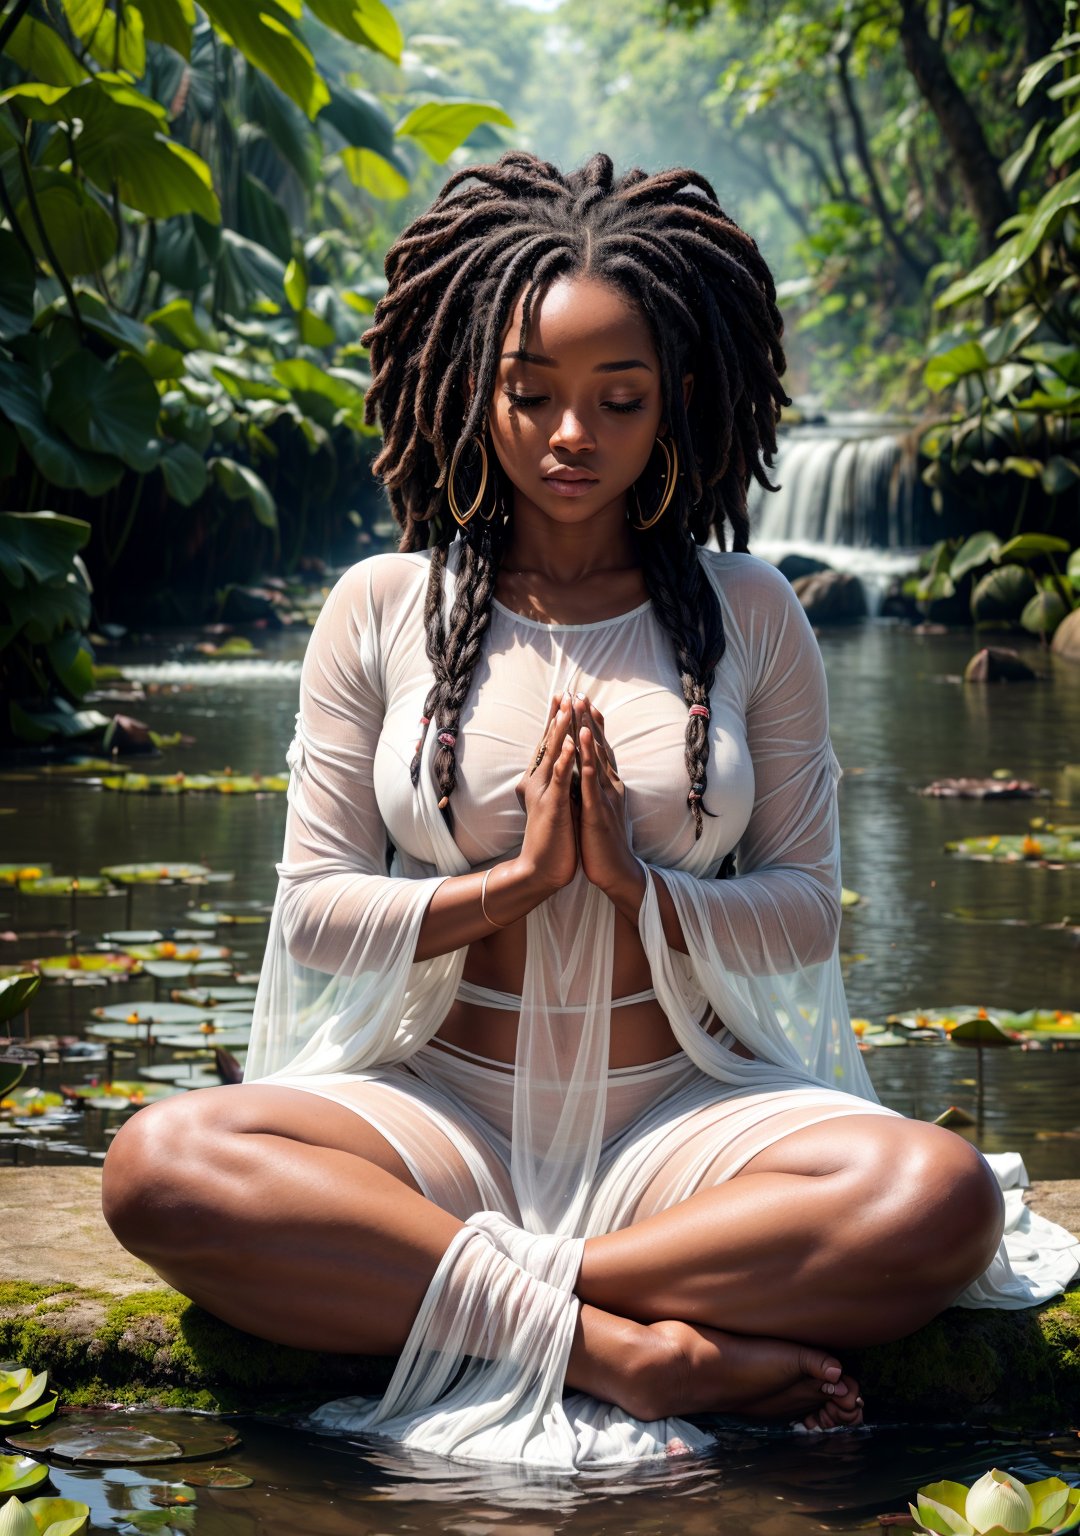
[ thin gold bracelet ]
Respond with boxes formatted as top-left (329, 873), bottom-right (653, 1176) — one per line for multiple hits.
top-left (480, 867), bottom-right (509, 930)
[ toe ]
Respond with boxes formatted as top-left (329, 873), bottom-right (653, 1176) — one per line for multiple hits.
top-left (800, 1347), bottom-right (842, 1383)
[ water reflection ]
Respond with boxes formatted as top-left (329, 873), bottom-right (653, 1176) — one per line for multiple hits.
top-left (36, 1416), bottom-right (1080, 1535)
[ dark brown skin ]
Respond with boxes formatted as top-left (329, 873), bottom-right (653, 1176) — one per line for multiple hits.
top-left (101, 274), bottom-right (1006, 1434)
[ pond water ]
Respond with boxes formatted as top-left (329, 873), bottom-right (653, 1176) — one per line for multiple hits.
top-left (1, 596), bottom-right (1078, 1535)
top-left (18, 1414), bottom-right (1080, 1535)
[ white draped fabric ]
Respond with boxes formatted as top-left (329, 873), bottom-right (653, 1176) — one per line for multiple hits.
top-left (243, 542), bottom-right (1079, 1469)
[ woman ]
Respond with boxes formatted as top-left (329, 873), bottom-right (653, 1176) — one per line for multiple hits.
top-left (101, 151), bottom-right (1077, 1471)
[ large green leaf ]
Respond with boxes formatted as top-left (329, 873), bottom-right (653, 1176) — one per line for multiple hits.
top-left (0, 232), bottom-right (36, 341)
top-left (14, 171), bottom-right (118, 275)
top-left (159, 441), bottom-right (209, 505)
top-left (321, 82), bottom-right (400, 160)
top-left (36, 289), bottom-right (185, 379)
top-left (236, 170), bottom-right (293, 261)
top-left (146, 299), bottom-right (219, 352)
top-left (1021, 588), bottom-right (1068, 634)
top-left (73, 92), bottom-right (220, 220)
top-left (47, 629), bottom-right (95, 695)
top-left (272, 357), bottom-right (364, 424)
top-left (4, 16), bottom-right (86, 85)
top-left (139, 0), bottom-right (195, 58)
top-left (306, 0), bottom-right (402, 61)
top-left (0, 512), bottom-right (90, 590)
top-left (61, 0), bottom-right (147, 76)
top-left (210, 456), bottom-right (277, 528)
top-left (47, 352), bottom-right (162, 474)
top-left (215, 228), bottom-right (287, 311)
top-left (997, 533), bottom-right (1072, 559)
top-left (394, 99), bottom-right (515, 162)
top-left (199, 0), bottom-right (329, 117)
top-left (923, 340), bottom-right (988, 392)
top-left (341, 146), bottom-right (409, 199)
top-left (950, 530), bottom-right (1000, 581)
top-left (0, 570), bottom-right (92, 644)
top-left (0, 356), bottom-right (122, 494)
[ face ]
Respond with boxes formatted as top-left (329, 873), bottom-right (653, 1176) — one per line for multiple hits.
top-left (485, 273), bottom-right (691, 529)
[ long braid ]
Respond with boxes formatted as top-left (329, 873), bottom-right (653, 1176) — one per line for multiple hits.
top-left (364, 149), bottom-right (790, 840)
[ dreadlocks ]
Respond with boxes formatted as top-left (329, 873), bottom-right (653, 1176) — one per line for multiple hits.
top-left (361, 149), bottom-right (791, 845)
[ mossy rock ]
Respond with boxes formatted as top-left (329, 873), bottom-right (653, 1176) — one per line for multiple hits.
top-left (0, 1276), bottom-right (1077, 1426)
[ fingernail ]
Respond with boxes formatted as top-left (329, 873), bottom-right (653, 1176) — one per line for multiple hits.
top-left (821, 1383), bottom-right (835, 1395)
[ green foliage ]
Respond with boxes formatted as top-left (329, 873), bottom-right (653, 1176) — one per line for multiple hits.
top-left (0, 0), bottom-right (516, 645)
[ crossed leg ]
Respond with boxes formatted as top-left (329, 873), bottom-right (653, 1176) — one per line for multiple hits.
top-left (100, 1078), bottom-right (1004, 1434)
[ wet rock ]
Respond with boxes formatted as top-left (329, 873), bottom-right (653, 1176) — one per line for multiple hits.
top-left (777, 554), bottom-right (832, 583)
top-left (791, 570), bottom-right (868, 623)
top-left (921, 777), bottom-right (1044, 798)
top-left (218, 586), bottom-right (284, 626)
top-left (880, 576), bottom-right (920, 622)
top-left (102, 714), bottom-right (156, 756)
top-left (1051, 608), bottom-right (1080, 664)
top-left (964, 648), bottom-right (1038, 683)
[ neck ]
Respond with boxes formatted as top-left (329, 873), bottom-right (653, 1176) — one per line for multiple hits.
top-left (501, 496), bottom-right (640, 584)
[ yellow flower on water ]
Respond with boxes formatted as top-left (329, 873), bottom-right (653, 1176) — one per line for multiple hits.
top-left (851, 1018), bottom-right (871, 1037)
top-left (986, 835), bottom-right (1001, 849)
top-left (1022, 835), bottom-right (1043, 857)
top-left (16, 868), bottom-right (42, 881)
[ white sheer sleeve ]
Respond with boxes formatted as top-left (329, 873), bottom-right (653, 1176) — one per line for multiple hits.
top-left (243, 560), bottom-right (462, 1084)
top-left (637, 555), bottom-right (876, 1098)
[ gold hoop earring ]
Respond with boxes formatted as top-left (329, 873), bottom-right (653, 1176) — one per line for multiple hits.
top-left (447, 432), bottom-right (499, 527)
top-left (628, 435), bottom-right (679, 532)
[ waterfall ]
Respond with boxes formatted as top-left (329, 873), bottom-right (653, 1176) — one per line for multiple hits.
top-left (736, 412), bottom-right (936, 616)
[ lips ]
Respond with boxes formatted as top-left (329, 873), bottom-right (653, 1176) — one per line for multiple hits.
top-left (544, 469), bottom-right (598, 482)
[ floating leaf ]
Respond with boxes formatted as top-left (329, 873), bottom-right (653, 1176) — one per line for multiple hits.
top-left (944, 832), bottom-right (1080, 864)
top-left (177, 1466), bottom-right (252, 1487)
top-left (98, 864), bottom-right (213, 886)
top-left (8, 1414), bottom-right (240, 1466)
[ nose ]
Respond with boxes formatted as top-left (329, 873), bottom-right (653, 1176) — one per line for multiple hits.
top-left (550, 406), bottom-right (595, 454)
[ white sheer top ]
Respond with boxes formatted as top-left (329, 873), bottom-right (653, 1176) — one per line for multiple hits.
top-left (246, 541), bottom-right (878, 1235)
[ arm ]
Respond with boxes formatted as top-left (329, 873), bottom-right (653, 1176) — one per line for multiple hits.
top-left (585, 565), bottom-right (843, 976)
top-left (278, 562), bottom-right (576, 973)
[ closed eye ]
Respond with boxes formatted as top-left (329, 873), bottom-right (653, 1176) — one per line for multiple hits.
top-left (504, 389), bottom-right (645, 415)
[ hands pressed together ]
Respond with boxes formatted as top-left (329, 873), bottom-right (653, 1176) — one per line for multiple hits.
top-left (513, 689), bottom-right (644, 918)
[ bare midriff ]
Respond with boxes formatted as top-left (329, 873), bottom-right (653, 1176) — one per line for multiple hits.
top-left (434, 904), bottom-right (754, 1068)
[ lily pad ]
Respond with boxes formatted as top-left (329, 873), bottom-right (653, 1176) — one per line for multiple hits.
top-left (176, 1466), bottom-right (252, 1487)
top-left (91, 1003), bottom-right (219, 1025)
top-left (7, 1413), bottom-right (241, 1464)
top-left (944, 831), bottom-right (1080, 864)
top-left (172, 987), bottom-right (255, 1006)
top-left (155, 1028), bottom-right (250, 1051)
top-left (185, 910), bottom-right (268, 928)
top-left (117, 942), bottom-right (232, 962)
top-left (0, 865), bottom-right (54, 885)
top-left (100, 771), bottom-right (288, 794)
top-left (98, 864), bottom-right (212, 886)
top-left (0, 1453), bottom-right (50, 1492)
top-left (38, 954), bottom-right (139, 979)
top-left (17, 877), bottom-right (115, 897)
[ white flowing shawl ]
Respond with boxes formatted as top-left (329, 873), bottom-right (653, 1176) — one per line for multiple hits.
top-left (244, 542), bottom-right (1078, 1469)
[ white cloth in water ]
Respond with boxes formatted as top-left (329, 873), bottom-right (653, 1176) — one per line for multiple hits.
top-left (244, 542), bottom-right (1080, 1468)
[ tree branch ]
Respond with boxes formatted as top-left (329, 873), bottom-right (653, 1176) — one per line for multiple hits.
top-left (897, 0), bottom-right (1014, 251)
top-left (833, 39), bottom-right (934, 285)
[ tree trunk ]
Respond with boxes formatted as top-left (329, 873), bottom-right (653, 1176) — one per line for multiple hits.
top-left (898, 0), bottom-right (1014, 252)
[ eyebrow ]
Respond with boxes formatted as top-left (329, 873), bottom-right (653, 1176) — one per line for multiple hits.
top-left (500, 349), bottom-right (652, 374)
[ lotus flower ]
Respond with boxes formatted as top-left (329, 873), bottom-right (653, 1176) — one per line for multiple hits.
top-left (0, 1372), bottom-right (55, 1429)
top-left (911, 1471), bottom-right (1080, 1536)
top-left (0, 1496), bottom-right (89, 1536)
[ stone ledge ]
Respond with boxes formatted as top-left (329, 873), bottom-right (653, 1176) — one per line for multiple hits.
top-left (2, 1169), bottom-right (1078, 1423)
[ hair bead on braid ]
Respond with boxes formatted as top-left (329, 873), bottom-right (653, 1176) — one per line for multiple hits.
top-left (362, 148), bottom-right (789, 851)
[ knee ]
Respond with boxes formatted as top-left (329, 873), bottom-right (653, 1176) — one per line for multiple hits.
top-left (863, 1125), bottom-right (1005, 1293)
top-left (101, 1094), bottom-right (222, 1259)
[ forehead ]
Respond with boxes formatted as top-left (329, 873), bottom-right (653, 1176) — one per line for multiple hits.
top-left (499, 274), bottom-right (656, 361)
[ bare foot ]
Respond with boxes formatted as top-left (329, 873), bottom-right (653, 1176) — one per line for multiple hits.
top-left (625, 1318), bottom-right (859, 1424)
